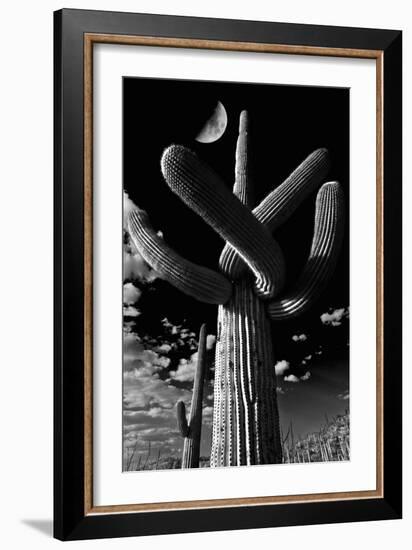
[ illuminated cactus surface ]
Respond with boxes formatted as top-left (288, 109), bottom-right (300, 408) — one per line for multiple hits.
top-left (128, 111), bottom-right (345, 467)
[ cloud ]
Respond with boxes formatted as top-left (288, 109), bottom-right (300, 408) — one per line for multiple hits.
top-left (124, 321), bottom-right (136, 333)
top-left (300, 371), bottom-right (311, 381)
top-left (124, 407), bottom-right (173, 425)
top-left (276, 387), bottom-right (286, 395)
top-left (206, 334), bottom-right (216, 350)
top-left (292, 333), bottom-right (307, 342)
top-left (123, 306), bottom-right (141, 317)
top-left (161, 318), bottom-right (182, 335)
top-left (275, 360), bottom-right (290, 376)
top-left (123, 332), bottom-right (170, 372)
top-left (337, 390), bottom-right (350, 400)
top-left (123, 282), bottom-right (142, 305)
top-left (320, 307), bottom-right (349, 326)
top-left (124, 366), bottom-right (188, 410)
top-left (161, 317), bottom-right (173, 328)
top-left (124, 238), bottom-right (157, 283)
top-left (284, 374), bottom-right (300, 383)
top-left (169, 353), bottom-right (199, 382)
top-left (156, 343), bottom-right (172, 354)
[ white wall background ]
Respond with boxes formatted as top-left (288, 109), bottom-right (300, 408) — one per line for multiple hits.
top-left (0, 1), bottom-right (408, 548)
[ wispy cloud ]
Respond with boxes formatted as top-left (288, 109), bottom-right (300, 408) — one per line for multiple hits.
top-left (123, 332), bottom-right (170, 372)
top-left (337, 389), bottom-right (350, 400)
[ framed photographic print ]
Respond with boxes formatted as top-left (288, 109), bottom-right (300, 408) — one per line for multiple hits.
top-left (54, 8), bottom-right (402, 541)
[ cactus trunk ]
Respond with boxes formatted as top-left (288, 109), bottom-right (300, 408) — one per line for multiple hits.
top-left (211, 280), bottom-right (282, 466)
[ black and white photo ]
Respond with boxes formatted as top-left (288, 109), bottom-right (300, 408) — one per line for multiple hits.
top-left (122, 77), bottom-right (350, 471)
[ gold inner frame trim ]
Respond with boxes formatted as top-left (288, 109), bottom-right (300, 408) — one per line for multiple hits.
top-left (83, 33), bottom-right (384, 516)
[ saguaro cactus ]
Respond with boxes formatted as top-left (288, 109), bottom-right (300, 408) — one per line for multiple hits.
top-left (176, 323), bottom-right (208, 468)
top-left (128, 110), bottom-right (345, 467)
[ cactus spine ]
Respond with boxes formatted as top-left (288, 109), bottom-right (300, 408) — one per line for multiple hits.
top-left (176, 324), bottom-right (208, 468)
top-left (128, 109), bottom-right (345, 467)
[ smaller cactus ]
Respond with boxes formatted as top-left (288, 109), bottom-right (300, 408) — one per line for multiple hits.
top-left (176, 324), bottom-right (209, 468)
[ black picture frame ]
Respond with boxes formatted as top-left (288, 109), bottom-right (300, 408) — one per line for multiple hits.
top-left (54, 8), bottom-right (402, 541)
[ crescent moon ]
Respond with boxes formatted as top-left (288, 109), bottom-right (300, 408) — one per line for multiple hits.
top-left (195, 101), bottom-right (228, 143)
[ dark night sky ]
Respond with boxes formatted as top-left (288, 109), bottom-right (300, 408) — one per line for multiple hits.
top-left (123, 76), bottom-right (349, 461)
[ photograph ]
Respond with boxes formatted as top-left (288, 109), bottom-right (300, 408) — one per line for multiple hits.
top-left (51, 7), bottom-right (402, 541)
top-left (122, 76), bottom-right (350, 471)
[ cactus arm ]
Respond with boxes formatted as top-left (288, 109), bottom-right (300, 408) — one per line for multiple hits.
top-left (176, 401), bottom-right (189, 437)
top-left (220, 148), bottom-right (330, 279)
top-left (233, 111), bottom-right (254, 208)
top-left (218, 110), bottom-right (254, 278)
top-left (255, 147), bottom-right (330, 230)
top-left (161, 145), bottom-right (285, 299)
top-left (267, 181), bottom-right (345, 321)
top-left (127, 209), bottom-right (232, 305)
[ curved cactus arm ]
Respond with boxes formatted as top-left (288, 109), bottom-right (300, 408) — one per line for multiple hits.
top-left (128, 209), bottom-right (232, 305)
top-left (233, 111), bottom-right (254, 208)
top-left (161, 145), bottom-right (285, 299)
top-left (176, 401), bottom-right (189, 437)
top-left (220, 148), bottom-right (330, 279)
top-left (267, 181), bottom-right (345, 321)
top-left (255, 147), bottom-right (330, 230)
